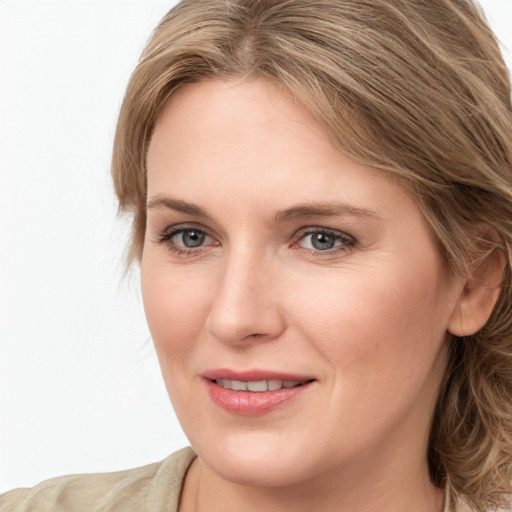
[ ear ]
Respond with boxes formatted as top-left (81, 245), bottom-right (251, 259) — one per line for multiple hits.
top-left (448, 226), bottom-right (505, 337)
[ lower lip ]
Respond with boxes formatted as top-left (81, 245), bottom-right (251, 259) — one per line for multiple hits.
top-left (205, 380), bottom-right (313, 416)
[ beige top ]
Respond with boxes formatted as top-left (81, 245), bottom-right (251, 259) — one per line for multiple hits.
top-left (0, 447), bottom-right (502, 511)
top-left (0, 447), bottom-right (196, 512)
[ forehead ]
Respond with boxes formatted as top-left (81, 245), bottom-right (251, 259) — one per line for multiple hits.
top-left (146, 78), bottom-right (419, 226)
top-left (147, 77), bottom-right (327, 173)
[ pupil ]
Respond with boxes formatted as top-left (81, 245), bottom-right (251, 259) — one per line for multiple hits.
top-left (182, 230), bottom-right (205, 247)
top-left (312, 232), bottom-right (335, 250)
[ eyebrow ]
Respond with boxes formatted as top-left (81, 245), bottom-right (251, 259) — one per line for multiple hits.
top-left (274, 203), bottom-right (380, 223)
top-left (146, 195), bottom-right (380, 222)
top-left (146, 196), bottom-right (211, 218)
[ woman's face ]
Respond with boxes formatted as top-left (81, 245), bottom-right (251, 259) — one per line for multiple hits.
top-left (142, 78), bottom-right (462, 489)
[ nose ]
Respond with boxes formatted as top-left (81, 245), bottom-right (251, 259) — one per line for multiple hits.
top-left (205, 249), bottom-right (286, 346)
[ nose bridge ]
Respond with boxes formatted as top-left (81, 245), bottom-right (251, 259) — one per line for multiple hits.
top-left (206, 244), bottom-right (284, 345)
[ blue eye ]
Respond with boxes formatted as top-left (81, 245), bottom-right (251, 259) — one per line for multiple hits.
top-left (308, 232), bottom-right (337, 250)
top-left (299, 229), bottom-right (355, 252)
top-left (158, 226), bottom-right (215, 253)
top-left (176, 229), bottom-right (206, 248)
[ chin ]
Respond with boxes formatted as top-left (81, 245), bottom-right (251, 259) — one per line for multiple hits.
top-left (207, 454), bottom-right (312, 488)
top-left (189, 429), bottom-right (326, 488)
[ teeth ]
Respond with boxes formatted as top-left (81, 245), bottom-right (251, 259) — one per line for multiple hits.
top-left (217, 379), bottom-right (232, 390)
top-left (247, 381), bottom-right (268, 392)
top-left (215, 379), bottom-right (304, 392)
top-left (231, 380), bottom-right (246, 391)
top-left (268, 380), bottom-right (282, 391)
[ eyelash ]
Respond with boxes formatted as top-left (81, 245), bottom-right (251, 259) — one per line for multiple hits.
top-left (296, 228), bottom-right (357, 255)
top-left (157, 224), bottom-right (216, 256)
top-left (156, 224), bottom-right (357, 256)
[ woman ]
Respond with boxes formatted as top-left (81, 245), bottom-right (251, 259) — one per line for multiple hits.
top-left (2, 0), bottom-right (512, 510)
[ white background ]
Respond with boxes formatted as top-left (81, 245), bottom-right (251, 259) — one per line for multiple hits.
top-left (0, 0), bottom-right (511, 493)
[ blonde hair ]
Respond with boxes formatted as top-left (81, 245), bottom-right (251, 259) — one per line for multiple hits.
top-left (112, 0), bottom-right (512, 509)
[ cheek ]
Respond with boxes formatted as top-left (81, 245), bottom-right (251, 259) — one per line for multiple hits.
top-left (291, 261), bottom-right (450, 386)
top-left (287, 263), bottom-right (451, 450)
top-left (141, 264), bottom-right (211, 364)
top-left (141, 264), bottom-right (216, 430)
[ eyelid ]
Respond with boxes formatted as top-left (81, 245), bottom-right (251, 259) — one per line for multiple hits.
top-left (156, 222), bottom-right (219, 251)
top-left (293, 226), bottom-right (357, 252)
top-left (154, 223), bottom-right (356, 256)
top-left (158, 222), bottom-right (208, 239)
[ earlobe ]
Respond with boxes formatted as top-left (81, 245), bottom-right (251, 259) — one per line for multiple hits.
top-left (448, 232), bottom-right (504, 337)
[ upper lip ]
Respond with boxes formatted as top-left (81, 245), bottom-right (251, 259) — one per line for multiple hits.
top-left (202, 368), bottom-right (316, 382)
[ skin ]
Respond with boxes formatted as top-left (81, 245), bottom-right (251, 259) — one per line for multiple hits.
top-left (141, 77), bottom-right (473, 512)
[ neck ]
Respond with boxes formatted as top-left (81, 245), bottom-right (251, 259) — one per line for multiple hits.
top-left (180, 453), bottom-right (445, 512)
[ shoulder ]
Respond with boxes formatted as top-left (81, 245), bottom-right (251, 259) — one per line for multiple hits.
top-left (0, 447), bottom-right (196, 512)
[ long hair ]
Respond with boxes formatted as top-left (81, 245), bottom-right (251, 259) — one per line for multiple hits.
top-left (112, 1), bottom-right (512, 509)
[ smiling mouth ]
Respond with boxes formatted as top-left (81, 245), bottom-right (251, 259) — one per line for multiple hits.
top-left (206, 376), bottom-right (315, 415)
top-left (213, 379), bottom-right (312, 392)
